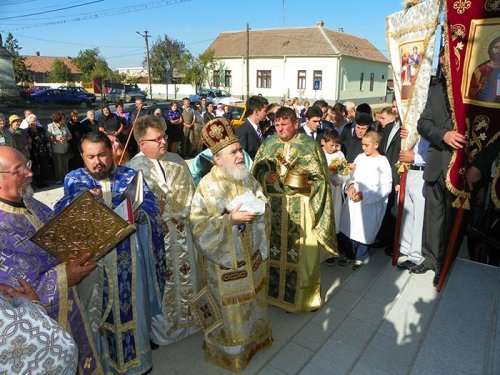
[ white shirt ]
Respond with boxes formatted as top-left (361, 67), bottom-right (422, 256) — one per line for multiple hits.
top-left (303, 124), bottom-right (317, 139)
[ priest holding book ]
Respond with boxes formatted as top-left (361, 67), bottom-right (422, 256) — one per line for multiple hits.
top-left (127, 115), bottom-right (200, 346)
top-left (0, 146), bottom-right (102, 374)
top-left (54, 131), bottom-right (166, 375)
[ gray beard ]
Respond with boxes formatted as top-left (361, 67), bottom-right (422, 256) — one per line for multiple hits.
top-left (222, 165), bottom-right (249, 181)
top-left (20, 182), bottom-right (34, 201)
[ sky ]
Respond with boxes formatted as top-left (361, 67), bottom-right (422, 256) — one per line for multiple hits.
top-left (1, 0), bottom-right (407, 70)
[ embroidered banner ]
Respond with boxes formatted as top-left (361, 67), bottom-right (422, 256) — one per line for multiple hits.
top-left (444, 0), bottom-right (500, 206)
top-left (386, 0), bottom-right (441, 158)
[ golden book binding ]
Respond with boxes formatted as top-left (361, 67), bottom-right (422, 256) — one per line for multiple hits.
top-left (30, 190), bottom-right (136, 263)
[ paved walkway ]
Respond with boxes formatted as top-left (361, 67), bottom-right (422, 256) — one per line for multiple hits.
top-left (33, 187), bottom-right (499, 375)
top-left (151, 250), bottom-right (499, 375)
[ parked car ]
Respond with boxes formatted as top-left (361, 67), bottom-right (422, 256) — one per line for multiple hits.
top-left (29, 88), bottom-right (92, 108)
top-left (225, 103), bottom-right (247, 128)
top-left (189, 88), bottom-right (243, 105)
top-left (59, 86), bottom-right (96, 102)
top-left (105, 87), bottom-right (146, 103)
top-left (25, 85), bottom-right (51, 95)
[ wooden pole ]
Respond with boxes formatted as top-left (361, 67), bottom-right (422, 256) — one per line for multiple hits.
top-left (119, 107), bottom-right (141, 165)
top-left (436, 199), bottom-right (466, 292)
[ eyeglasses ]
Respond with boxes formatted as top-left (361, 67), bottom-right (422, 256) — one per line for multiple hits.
top-left (141, 135), bottom-right (168, 144)
top-left (0, 160), bottom-right (32, 175)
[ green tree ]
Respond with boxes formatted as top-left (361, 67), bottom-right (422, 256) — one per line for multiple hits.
top-left (73, 48), bottom-right (100, 81)
top-left (73, 48), bottom-right (117, 82)
top-left (183, 50), bottom-right (219, 91)
top-left (92, 58), bottom-right (113, 81)
top-left (148, 35), bottom-right (189, 84)
top-left (3, 33), bottom-right (31, 83)
top-left (48, 60), bottom-right (71, 82)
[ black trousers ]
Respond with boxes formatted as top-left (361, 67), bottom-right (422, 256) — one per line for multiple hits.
top-left (421, 172), bottom-right (457, 272)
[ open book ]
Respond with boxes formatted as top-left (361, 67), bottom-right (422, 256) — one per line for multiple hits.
top-left (30, 190), bottom-right (136, 263)
top-left (119, 169), bottom-right (144, 214)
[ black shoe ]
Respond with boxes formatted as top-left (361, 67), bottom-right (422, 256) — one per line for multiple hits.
top-left (409, 263), bottom-right (432, 274)
top-left (325, 258), bottom-right (336, 267)
top-left (338, 257), bottom-right (352, 267)
top-left (397, 260), bottom-right (417, 270)
top-left (433, 273), bottom-right (441, 287)
top-left (150, 340), bottom-right (159, 350)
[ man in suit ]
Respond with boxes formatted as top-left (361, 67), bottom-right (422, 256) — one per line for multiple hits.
top-left (412, 56), bottom-right (467, 286)
top-left (312, 99), bottom-right (334, 130)
top-left (298, 105), bottom-right (324, 142)
top-left (378, 98), bottom-right (402, 256)
top-left (235, 95), bottom-right (269, 159)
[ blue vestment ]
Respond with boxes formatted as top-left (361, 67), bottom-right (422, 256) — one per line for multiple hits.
top-left (54, 166), bottom-right (166, 374)
top-left (0, 197), bottom-right (103, 374)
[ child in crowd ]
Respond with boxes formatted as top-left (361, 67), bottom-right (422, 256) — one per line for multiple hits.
top-left (339, 131), bottom-right (392, 270)
top-left (321, 129), bottom-right (345, 232)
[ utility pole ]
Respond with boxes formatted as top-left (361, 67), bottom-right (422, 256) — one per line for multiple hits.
top-left (246, 23), bottom-right (250, 100)
top-left (136, 30), bottom-right (152, 100)
top-left (282, 0), bottom-right (285, 27)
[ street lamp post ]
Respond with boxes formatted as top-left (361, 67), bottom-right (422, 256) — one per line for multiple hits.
top-left (136, 30), bottom-right (152, 100)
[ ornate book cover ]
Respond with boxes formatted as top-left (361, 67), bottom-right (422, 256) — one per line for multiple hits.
top-left (30, 190), bottom-right (136, 263)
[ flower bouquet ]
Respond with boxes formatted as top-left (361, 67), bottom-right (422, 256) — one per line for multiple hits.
top-left (328, 158), bottom-right (352, 185)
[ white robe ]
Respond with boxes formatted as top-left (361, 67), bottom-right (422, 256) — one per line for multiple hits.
top-left (324, 150), bottom-right (348, 233)
top-left (339, 153), bottom-right (392, 244)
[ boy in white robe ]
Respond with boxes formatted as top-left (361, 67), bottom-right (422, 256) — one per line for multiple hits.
top-left (339, 131), bottom-right (393, 269)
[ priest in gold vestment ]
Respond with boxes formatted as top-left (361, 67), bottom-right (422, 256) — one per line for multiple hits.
top-left (127, 115), bottom-right (199, 345)
top-left (190, 118), bottom-right (272, 372)
top-left (252, 106), bottom-right (338, 313)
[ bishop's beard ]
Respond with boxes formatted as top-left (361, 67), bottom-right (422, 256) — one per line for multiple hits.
top-left (222, 164), bottom-right (249, 181)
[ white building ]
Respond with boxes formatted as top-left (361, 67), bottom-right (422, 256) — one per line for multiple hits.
top-left (207, 21), bottom-right (390, 105)
top-left (0, 45), bottom-right (17, 99)
top-left (116, 66), bottom-right (147, 77)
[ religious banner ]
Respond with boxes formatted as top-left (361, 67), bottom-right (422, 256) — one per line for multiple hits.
top-left (386, 0), bottom-right (442, 160)
top-left (443, 0), bottom-right (500, 207)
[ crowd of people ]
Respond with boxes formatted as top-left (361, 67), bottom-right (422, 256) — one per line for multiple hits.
top-left (0, 70), bottom-right (497, 373)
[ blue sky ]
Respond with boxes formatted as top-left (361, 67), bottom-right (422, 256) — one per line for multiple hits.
top-left (1, 0), bottom-right (405, 69)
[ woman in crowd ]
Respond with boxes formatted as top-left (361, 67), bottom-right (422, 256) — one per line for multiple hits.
top-left (67, 110), bottom-right (86, 170)
top-left (46, 112), bottom-right (72, 184)
top-left (99, 105), bottom-right (123, 136)
top-left (154, 107), bottom-right (168, 131)
top-left (203, 102), bottom-right (216, 124)
top-left (26, 113), bottom-right (52, 187)
top-left (8, 114), bottom-right (31, 159)
top-left (166, 101), bottom-right (183, 153)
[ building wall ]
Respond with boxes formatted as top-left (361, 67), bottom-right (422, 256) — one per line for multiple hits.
top-left (0, 53), bottom-right (17, 97)
top-left (218, 55), bottom-right (388, 104)
top-left (338, 57), bottom-right (389, 104)
top-left (219, 56), bottom-right (339, 103)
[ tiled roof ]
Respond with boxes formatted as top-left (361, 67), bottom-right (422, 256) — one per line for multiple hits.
top-left (22, 55), bottom-right (81, 74)
top-left (207, 25), bottom-right (388, 64)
